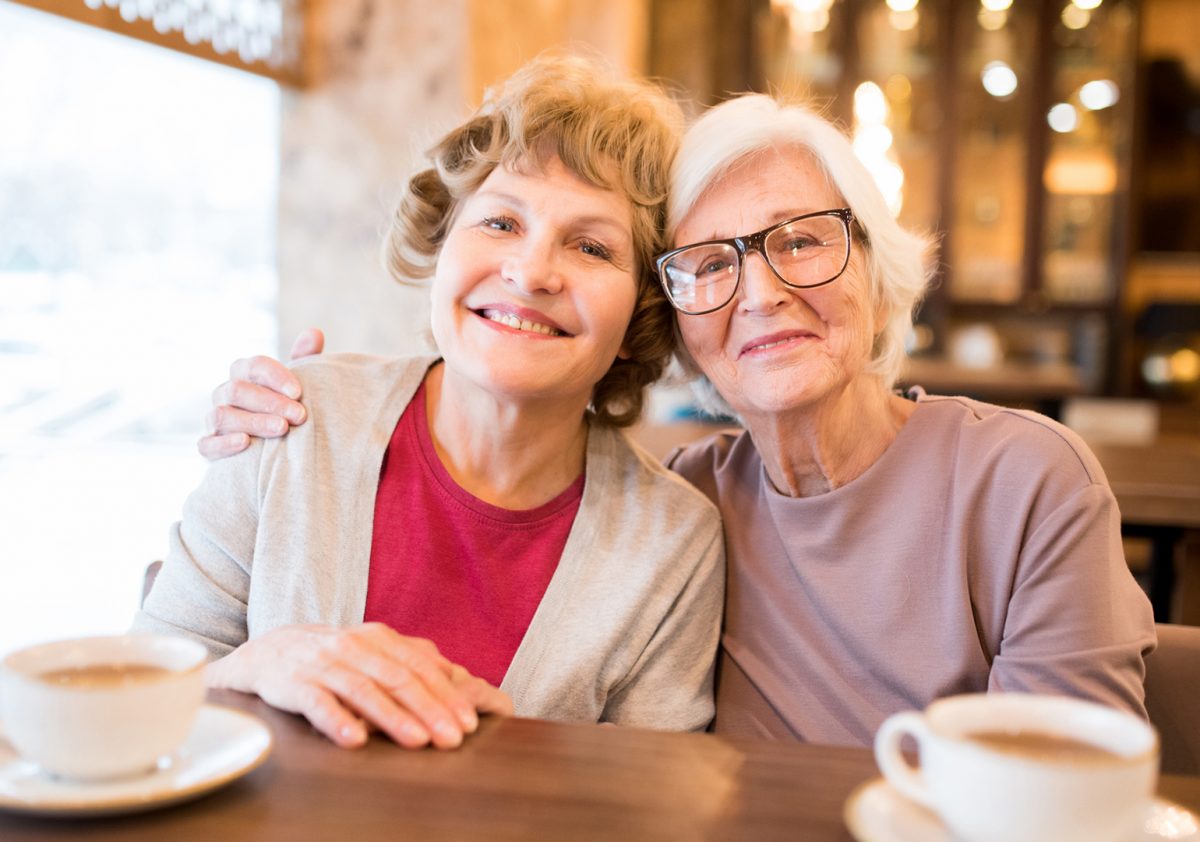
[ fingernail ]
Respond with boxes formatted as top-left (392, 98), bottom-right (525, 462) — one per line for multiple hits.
top-left (460, 710), bottom-right (479, 732)
top-left (341, 722), bottom-right (366, 745)
top-left (402, 722), bottom-right (430, 744)
top-left (283, 382), bottom-right (302, 400)
top-left (287, 405), bottom-right (306, 425)
top-left (271, 417), bottom-right (289, 434)
top-left (434, 721), bottom-right (462, 747)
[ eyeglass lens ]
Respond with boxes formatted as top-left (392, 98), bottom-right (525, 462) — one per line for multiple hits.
top-left (661, 213), bottom-right (849, 314)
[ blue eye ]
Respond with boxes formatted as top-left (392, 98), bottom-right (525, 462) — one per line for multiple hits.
top-left (483, 216), bottom-right (516, 232)
top-left (782, 236), bottom-right (818, 252)
top-left (700, 258), bottom-right (733, 275)
top-left (580, 239), bottom-right (612, 261)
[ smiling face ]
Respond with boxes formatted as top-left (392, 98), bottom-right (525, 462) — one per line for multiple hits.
top-left (674, 147), bottom-right (881, 421)
top-left (430, 155), bottom-right (639, 411)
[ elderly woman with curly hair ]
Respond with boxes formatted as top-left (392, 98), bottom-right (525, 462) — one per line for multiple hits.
top-left (135, 55), bottom-right (724, 751)
top-left (199, 91), bottom-right (1154, 749)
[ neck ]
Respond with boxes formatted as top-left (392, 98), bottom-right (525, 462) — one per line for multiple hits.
top-left (424, 362), bottom-right (589, 509)
top-left (742, 377), bottom-right (915, 498)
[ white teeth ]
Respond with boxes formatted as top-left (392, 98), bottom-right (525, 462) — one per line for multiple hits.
top-left (482, 310), bottom-right (562, 336)
top-left (750, 339), bottom-right (789, 351)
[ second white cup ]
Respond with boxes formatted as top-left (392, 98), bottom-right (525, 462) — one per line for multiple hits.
top-left (873, 693), bottom-right (1159, 842)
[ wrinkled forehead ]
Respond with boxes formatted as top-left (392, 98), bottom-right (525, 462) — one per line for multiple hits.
top-left (673, 146), bottom-right (840, 243)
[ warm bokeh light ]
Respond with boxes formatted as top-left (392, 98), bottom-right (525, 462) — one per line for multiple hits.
top-left (981, 61), bottom-right (1018, 98)
top-left (1044, 151), bottom-right (1118, 194)
top-left (854, 81), bottom-right (889, 124)
top-left (1071, 0), bottom-right (1103, 10)
top-left (885, 74), bottom-right (912, 102)
top-left (889, 8), bottom-right (919, 30)
top-left (1047, 102), bottom-right (1079, 133)
top-left (980, 0), bottom-right (1013, 10)
top-left (778, 0), bottom-right (835, 33)
top-left (978, 8), bottom-right (1008, 30)
top-left (885, 0), bottom-right (918, 11)
top-left (853, 124), bottom-right (895, 159)
top-left (1079, 79), bottom-right (1120, 110)
top-left (851, 82), bottom-right (904, 216)
top-left (1143, 348), bottom-right (1200, 388)
top-left (1062, 4), bottom-right (1092, 28)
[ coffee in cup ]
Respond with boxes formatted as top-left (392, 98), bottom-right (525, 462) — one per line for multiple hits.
top-left (873, 693), bottom-right (1159, 842)
top-left (0, 634), bottom-right (207, 781)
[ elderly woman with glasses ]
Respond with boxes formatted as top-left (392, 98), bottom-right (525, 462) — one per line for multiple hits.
top-left (200, 93), bottom-right (1155, 748)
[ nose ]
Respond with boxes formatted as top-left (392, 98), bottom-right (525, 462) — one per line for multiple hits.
top-left (502, 238), bottom-right (563, 295)
top-left (736, 251), bottom-right (790, 314)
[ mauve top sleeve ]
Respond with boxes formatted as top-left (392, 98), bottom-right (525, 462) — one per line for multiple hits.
top-left (983, 458), bottom-right (1153, 713)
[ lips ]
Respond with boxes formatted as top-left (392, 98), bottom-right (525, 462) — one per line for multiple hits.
top-left (473, 305), bottom-right (571, 337)
top-left (738, 330), bottom-right (817, 358)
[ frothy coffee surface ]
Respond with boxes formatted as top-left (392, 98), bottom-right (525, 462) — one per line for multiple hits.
top-left (37, 663), bottom-right (173, 687)
top-left (968, 729), bottom-right (1123, 764)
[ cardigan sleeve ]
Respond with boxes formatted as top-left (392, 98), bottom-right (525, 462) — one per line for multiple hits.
top-left (130, 442), bottom-right (263, 660)
top-left (599, 521), bottom-right (725, 731)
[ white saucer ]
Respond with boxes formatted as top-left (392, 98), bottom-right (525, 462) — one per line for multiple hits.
top-left (845, 778), bottom-right (1200, 842)
top-left (0, 703), bottom-right (272, 818)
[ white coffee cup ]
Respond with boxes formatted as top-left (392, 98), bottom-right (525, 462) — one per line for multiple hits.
top-left (0, 634), bottom-right (207, 781)
top-left (874, 693), bottom-right (1159, 842)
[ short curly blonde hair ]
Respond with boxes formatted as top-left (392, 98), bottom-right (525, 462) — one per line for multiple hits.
top-left (384, 54), bottom-right (684, 427)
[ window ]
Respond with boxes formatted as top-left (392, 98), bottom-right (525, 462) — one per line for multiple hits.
top-left (0, 2), bottom-right (279, 654)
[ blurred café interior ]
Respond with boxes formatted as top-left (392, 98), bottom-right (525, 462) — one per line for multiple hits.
top-left (1, 0), bottom-right (1198, 648)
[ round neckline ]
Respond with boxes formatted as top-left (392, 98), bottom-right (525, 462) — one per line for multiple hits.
top-left (408, 375), bottom-right (586, 524)
top-left (755, 389), bottom-right (932, 504)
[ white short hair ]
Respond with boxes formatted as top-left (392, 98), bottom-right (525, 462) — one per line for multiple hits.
top-left (667, 94), bottom-right (936, 419)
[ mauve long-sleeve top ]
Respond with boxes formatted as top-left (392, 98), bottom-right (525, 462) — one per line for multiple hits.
top-left (667, 388), bottom-right (1156, 748)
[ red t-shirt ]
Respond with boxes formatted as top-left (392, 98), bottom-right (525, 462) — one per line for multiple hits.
top-left (363, 379), bottom-right (584, 687)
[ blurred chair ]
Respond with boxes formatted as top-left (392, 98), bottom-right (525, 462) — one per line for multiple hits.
top-left (141, 560), bottom-right (163, 608)
top-left (1144, 623), bottom-right (1200, 776)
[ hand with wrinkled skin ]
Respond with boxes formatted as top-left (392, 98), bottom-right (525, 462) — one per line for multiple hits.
top-left (198, 327), bottom-right (324, 459)
top-left (205, 622), bottom-right (513, 749)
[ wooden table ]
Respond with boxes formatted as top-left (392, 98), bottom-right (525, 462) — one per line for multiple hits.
top-left (1088, 434), bottom-right (1200, 623)
top-left (0, 690), bottom-right (861, 840)
top-left (3, 691), bottom-right (1198, 841)
top-left (899, 356), bottom-right (1085, 409)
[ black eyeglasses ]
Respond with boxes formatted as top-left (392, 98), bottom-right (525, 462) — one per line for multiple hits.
top-left (655, 208), bottom-right (855, 316)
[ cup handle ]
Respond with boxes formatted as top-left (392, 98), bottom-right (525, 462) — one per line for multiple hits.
top-left (874, 711), bottom-right (935, 809)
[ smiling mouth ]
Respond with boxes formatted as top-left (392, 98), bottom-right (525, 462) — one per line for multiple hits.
top-left (748, 338), bottom-right (791, 352)
top-left (739, 331), bottom-right (816, 357)
top-left (477, 309), bottom-right (568, 337)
